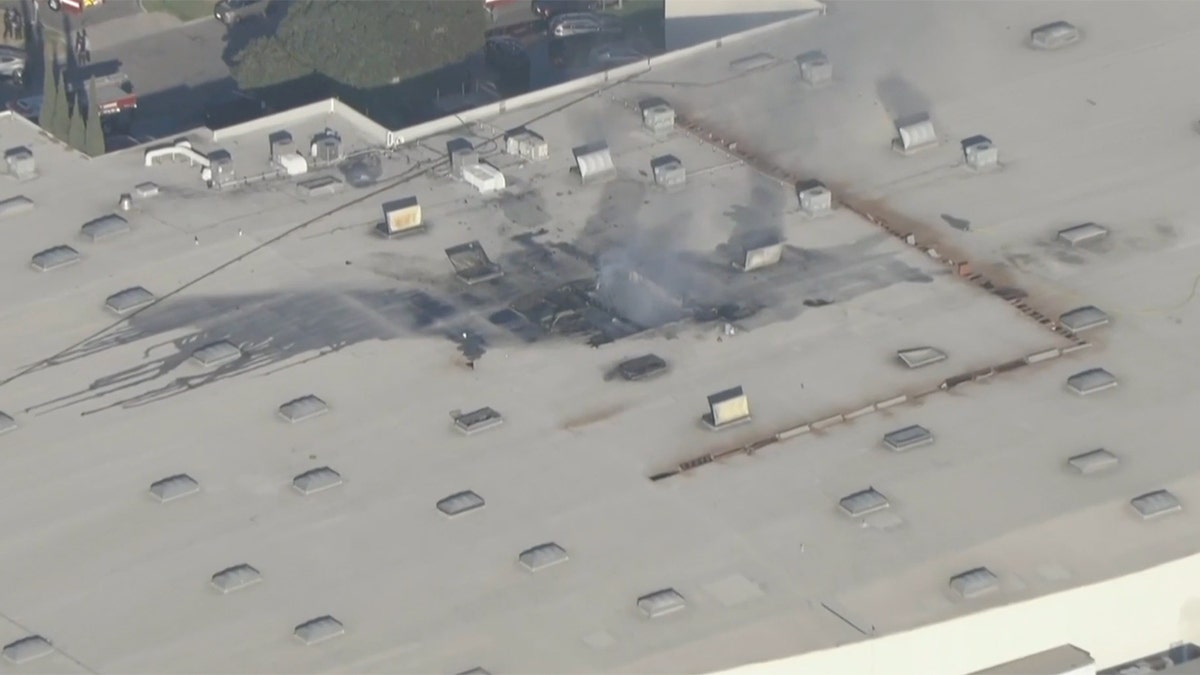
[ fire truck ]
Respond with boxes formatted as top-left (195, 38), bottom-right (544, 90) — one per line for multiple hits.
top-left (44, 0), bottom-right (104, 14)
top-left (7, 73), bottom-right (137, 133)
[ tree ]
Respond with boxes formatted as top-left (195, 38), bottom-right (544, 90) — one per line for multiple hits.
top-left (38, 44), bottom-right (57, 134)
top-left (67, 99), bottom-right (86, 151)
top-left (51, 70), bottom-right (70, 140)
top-left (84, 78), bottom-right (106, 156)
top-left (230, 1), bottom-right (485, 90)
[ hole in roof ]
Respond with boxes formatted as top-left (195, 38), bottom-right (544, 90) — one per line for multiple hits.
top-left (897, 347), bottom-right (947, 369)
top-left (0, 411), bottom-right (16, 436)
top-left (149, 474), bottom-right (199, 503)
top-left (292, 467), bottom-right (343, 496)
top-left (454, 407), bottom-right (504, 435)
top-left (80, 214), bottom-right (130, 242)
top-left (1131, 490), bottom-right (1182, 520)
top-left (2, 635), bottom-right (53, 664)
top-left (437, 490), bottom-right (485, 517)
top-left (1059, 306), bottom-right (1109, 333)
top-left (1066, 368), bottom-right (1118, 396)
top-left (210, 564), bottom-right (263, 594)
top-left (31, 245), bottom-right (80, 272)
top-left (519, 543), bottom-right (569, 572)
top-left (191, 340), bottom-right (243, 368)
top-left (839, 488), bottom-right (890, 517)
top-left (105, 286), bottom-right (155, 315)
top-left (278, 395), bottom-right (329, 423)
top-left (1067, 449), bottom-right (1119, 475)
top-left (637, 588), bottom-right (687, 618)
top-left (883, 425), bottom-right (933, 451)
top-left (949, 567), bottom-right (999, 599)
top-left (293, 615), bottom-right (344, 645)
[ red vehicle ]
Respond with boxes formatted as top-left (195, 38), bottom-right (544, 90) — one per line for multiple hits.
top-left (8, 74), bottom-right (137, 133)
top-left (45, 0), bottom-right (104, 14)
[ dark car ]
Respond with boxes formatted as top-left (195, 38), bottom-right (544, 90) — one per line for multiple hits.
top-left (214, 0), bottom-right (271, 25)
top-left (531, 0), bottom-right (600, 20)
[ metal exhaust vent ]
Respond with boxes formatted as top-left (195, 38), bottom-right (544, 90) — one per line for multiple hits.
top-left (796, 50), bottom-right (832, 86)
top-left (0, 195), bottom-right (34, 219)
top-left (518, 542), bottom-right (569, 572)
top-left (105, 286), bottom-right (155, 315)
top-left (268, 130), bottom-right (293, 159)
top-left (81, 214), bottom-right (130, 242)
top-left (309, 128), bottom-right (342, 164)
top-left (504, 127), bottom-right (549, 161)
top-left (377, 196), bottom-right (424, 238)
top-left (4, 146), bottom-right (36, 180)
top-left (462, 164), bottom-right (506, 194)
top-left (637, 588), bottom-right (687, 618)
top-left (1066, 368), bottom-right (1117, 396)
top-left (293, 615), bottom-right (344, 646)
top-left (897, 347), bottom-right (947, 369)
top-left (1057, 223), bottom-right (1107, 246)
top-left (149, 474), bottom-right (200, 503)
top-left (31, 245), bottom-right (80, 272)
top-left (640, 98), bottom-right (675, 137)
top-left (573, 142), bottom-right (616, 184)
top-left (2, 636), bottom-right (53, 664)
top-left (437, 490), bottom-right (485, 517)
top-left (612, 354), bottom-right (668, 382)
top-left (447, 137), bottom-right (478, 178)
top-left (883, 425), bottom-right (933, 451)
top-left (702, 386), bottom-right (751, 430)
top-left (118, 193), bottom-right (132, 212)
top-left (1131, 489), bottom-right (1181, 520)
top-left (892, 114), bottom-right (938, 155)
top-left (453, 407), bottom-right (504, 435)
top-left (292, 466), bottom-right (343, 496)
top-left (1059, 305), bottom-right (1109, 333)
top-left (0, 411), bottom-right (16, 436)
top-left (650, 155), bottom-right (685, 189)
top-left (949, 567), bottom-right (999, 599)
top-left (445, 241), bottom-right (503, 285)
top-left (1067, 448), bottom-right (1119, 475)
top-left (962, 135), bottom-right (999, 171)
top-left (277, 395), bottom-right (329, 423)
top-left (209, 149), bottom-right (236, 181)
top-left (210, 564), bottom-right (263, 594)
top-left (733, 235), bottom-right (783, 272)
top-left (796, 180), bottom-right (832, 217)
top-left (1030, 21), bottom-right (1081, 50)
top-left (190, 340), bottom-right (242, 368)
top-left (839, 487), bottom-right (890, 517)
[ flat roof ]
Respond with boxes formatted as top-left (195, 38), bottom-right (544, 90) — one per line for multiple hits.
top-left (973, 644), bottom-right (1094, 674)
top-left (2, 1), bottom-right (1200, 672)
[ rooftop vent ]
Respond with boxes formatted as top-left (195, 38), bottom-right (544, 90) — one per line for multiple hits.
top-left (573, 142), bottom-right (616, 184)
top-left (445, 241), bottom-right (503, 285)
top-left (613, 354), bottom-right (668, 381)
top-left (293, 615), bottom-right (344, 646)
top-left (209, 149), bottom-right (235, 181)
top-left (962, 135), bottom-right (999, 171)
top-left (277, 153), bottom-right (308, 177)
top-left (292, 466), bottom-right (343, 496)
top-left (2, 636), bottom-right (53, 664)
top-left (297, 175), bottom-right (343, 197)
top-left (4, 147), bottom-right (36, 180)
top-left (797, 180), bottom-right (832, 217)
top-left (447, 137), bottom-right (478, 177)
top-left (462, 163), bottom-right (506, 194)
top-left (640, 98), bottom-right (675, 137)
top-left (149, 474), bottom-right (200, 503)
top-left (118, 193), bottom-right (133, 212)
top-left (893, 114), bottom-right (939, 155)
top-left (377, 196), bottom-right (424, 238)
top-left (190, 340), bottom-right (242, 368)
top-left (1057, 222), bottom-right (1107, 246)
top-left (278, 395), bottom-right (329, 423)
top-left (210, 564), bottom-right (263, 594)
top-left (0, 411), bottom-right (16, 436)
top-left (1030, 21), bottom-right (1081, 50)
top-left (897, 346), bottom-right (947, 369)
top-left (437, 490), bottom-right (485, 517)
top-left (883, 424), bottom-right (933, 451)
top-left (702, 386), bottom-right (751, 430)
top-left (949, 567), bottom-right (999, 599)
top-left (518, 542), bottom-right (569, 572)
top-left (1059, 305), bottom-right (1109, 332)
top-left (839, 487), bottom-right (890, 517)
top-left (105, 286), bottom-right (155, 315)
top-left (796, 50), bottom-right (832, 86)
top-left (1066, 368), bottom-right (1117, 396)
top-left (1068, 448), bottom-right (1119, 475)
top-left (134, 182), bottom-right (160, 198)
top-left (733, 235), bottom-right (783, 272)
top-left (730, 52), bottom-right (776, 72)
top-left (31, 245), bottom-right (80, 272)
top-left (269, 130), bottom-right (294, 159)
top-left (504, 127), bottom-right (549, 161)
top-left (81, 214), bottom-right (130, 242)
top-left (453, 407), bottom-right (504, 435)
top-left (1131, 490), bottom-right (1181, 520)
top-left (650, 155), bottom-right (685, 189)
top-left (0, 195), bottom-right (34, 219)
top-left (310, 129), bottom-right (342, 164)
top-left (638, 588), bottom-right (687, 618)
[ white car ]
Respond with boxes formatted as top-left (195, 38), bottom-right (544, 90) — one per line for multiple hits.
top-left (550, 12), bottom-right (621, 38)
top-left (0, 47), bottom-right (26, 84)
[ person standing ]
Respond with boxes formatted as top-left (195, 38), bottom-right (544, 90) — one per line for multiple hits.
top-left (80, 28), bottom-right (90, 64)
top-left (12, 7), bottom-right (21, 40)
top-left (3, 8), bottom-right (13, 41)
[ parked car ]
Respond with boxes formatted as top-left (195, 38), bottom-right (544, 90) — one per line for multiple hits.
top-left (531, 0), bottom-right (600, 20)
top-left (549, 12), bottom-right (622, 39)
top-left (0, 46), bottom-right (25, 85)
top-left (588, 44), bottom-right (644, 69)
top-left (214, 0), bottom-right (271, 25)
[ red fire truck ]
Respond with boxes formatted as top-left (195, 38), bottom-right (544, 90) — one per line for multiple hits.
top-left (44, 0), bottom-right (105, 14)
top-left (8, 73), bottom-right (137, 133)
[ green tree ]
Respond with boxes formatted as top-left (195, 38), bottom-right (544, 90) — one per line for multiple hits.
top-left (230, 1), bottom-right (485, 90)
top-left (38, 44), bottom-right (57, 134)
top-left (51, 73), bottom-right (71, 140)
top-left (67, 99), bottom-right (86, 151)
top-left (85, 79), bottom-right (106, 156)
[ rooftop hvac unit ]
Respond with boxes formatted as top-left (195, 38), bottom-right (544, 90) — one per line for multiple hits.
top-left (962, 135), bottom-right (999, 170)
top-left (573, 142), bottom-right (615, 184)
top-left (462, 163), bottom-right (506, 194)
top-left (377, 196), bottom-right (424, 238)
top-left (504, 128), bottom-right (548, 161)
top-left (797, 180), bottom-right (832, 216)
top-left (276, 153), bottom-right (308, 177)
top-left (640, 99), bottom-right (675, 137)
top-left (268, 130), bottom-right (293, 159)
top-left (4, 147), bottom-right (35, 180)
top-left (796, 51), bottom-right (832, 86)
top-left (309, 129), bottom-right (342, 163)
top-left (893, 114), bottom-right (938, 155)
top-left (650, 155), bottom-right (685, 189)
top-left (209, 149), bottom-right (234, 180)
top-left (447, 137), bottom-right (478, 178)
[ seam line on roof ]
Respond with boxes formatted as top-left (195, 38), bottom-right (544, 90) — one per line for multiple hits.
top-left (0, 609), bottom-right (97, 673)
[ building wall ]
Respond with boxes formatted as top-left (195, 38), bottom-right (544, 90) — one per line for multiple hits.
top-left (664, 0), bottom-right (824, 51)
top-left (710, 551), bottom-right (1200, 675)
